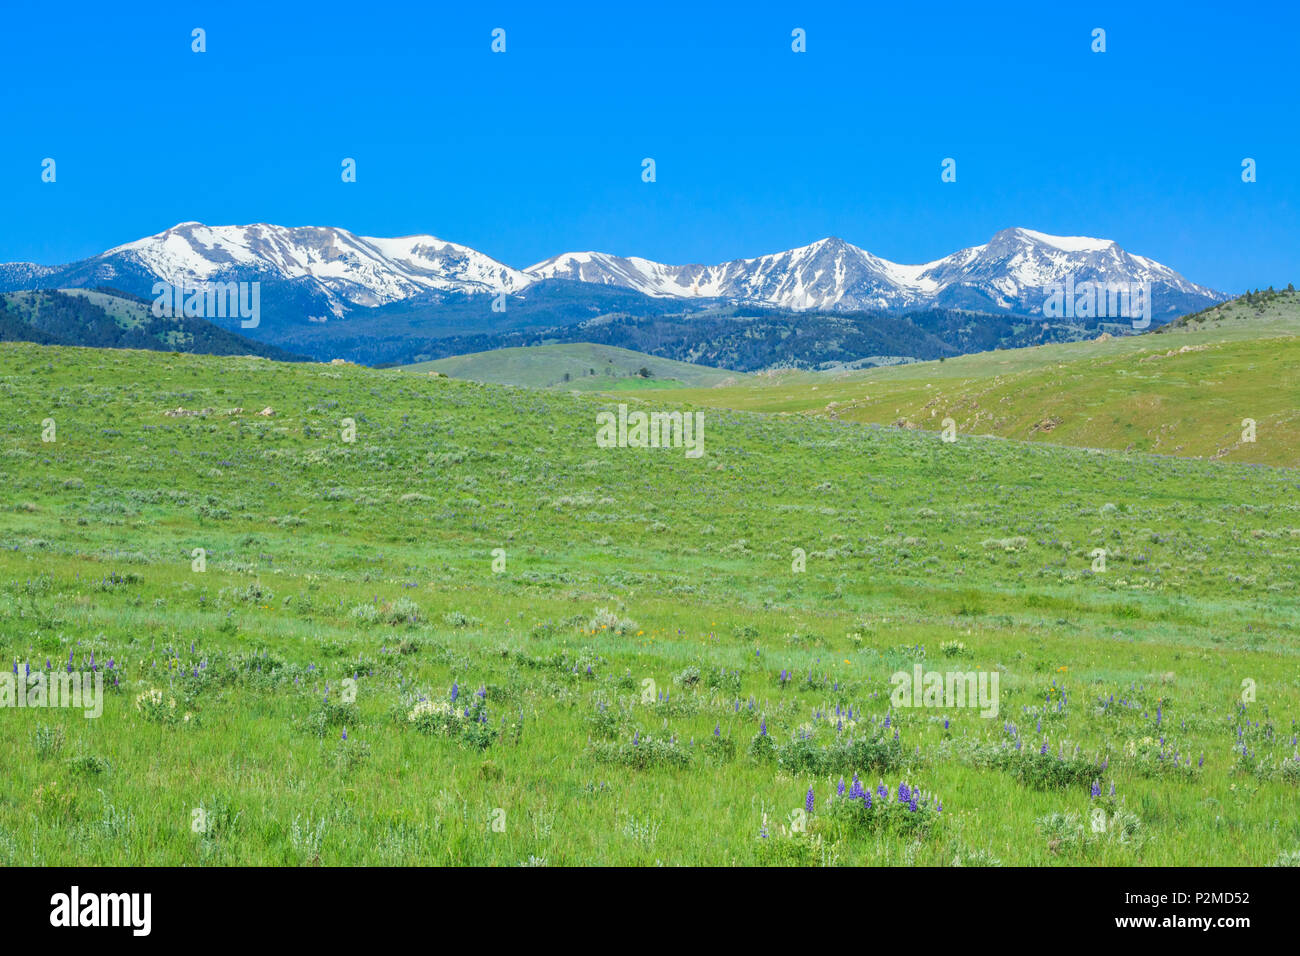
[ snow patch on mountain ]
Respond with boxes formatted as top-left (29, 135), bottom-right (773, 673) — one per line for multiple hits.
top-left (529, 227), bottom-right (1222, 315)
top-left (104, 223), bottom-right (532, 314)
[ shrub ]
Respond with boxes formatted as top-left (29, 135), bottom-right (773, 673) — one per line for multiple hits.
top-left (776, 726), bottom-right (906, 776)
top-left (590, 732), bottom-right (691, 769)
top-left (940, 640), bottom-right (971, 659)
top-left (1036, 806), bottom-right (1147, 856)
top-left (588, 607), bottom-right (637, 634)
top-left (673, 665), bottom-right (701, 687)
top-left (134, 688), bottom-right (178, 724)
top-left (408, 694), bottom-right (497, 750)
top-left (350, 598), bottom-right (422, 626)
top-left (32, 723), bottom-right (65, 759)
top-left (305, 697), bottom-right (359, 738)
top-left (706, 667), bottom-right (742, 692)
top-left (749, 727), bottom-right (777, 762)
top-left (441, 609), bottom-right (481, 629)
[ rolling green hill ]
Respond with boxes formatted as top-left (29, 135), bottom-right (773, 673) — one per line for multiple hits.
top-left (0, 288), bottom-right (306, 362)
top-left (0, 340), bottom-right (1297, 865)
top-left (401, 342), bottom-right (744, 389)
top-left (670, 289), bottom-right (1300, 467)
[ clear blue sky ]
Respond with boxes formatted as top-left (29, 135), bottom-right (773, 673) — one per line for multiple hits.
top-left (2, 0), bottom-right (1295, 294)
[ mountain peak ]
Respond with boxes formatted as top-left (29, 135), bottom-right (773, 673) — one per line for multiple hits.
top-left (997, 227), bottom-right (1116, 253)
top-left (804, 236), bottom-right (858, 254)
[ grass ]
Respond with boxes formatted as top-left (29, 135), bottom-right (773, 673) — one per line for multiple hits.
top-left (401, 342), bottom-right (744, 390)
top-left (668, 289), bottom-right (1300, 467)
top-left (0, 339), bottom-right (1298, 865)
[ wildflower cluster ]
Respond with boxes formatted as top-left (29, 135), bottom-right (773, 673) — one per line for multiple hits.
top-left (406, 684), bottom-right (497, 750)
top-left (134, 688), bottom-right (179, 724)
top-left (821, 778), bottom-right (944, 837)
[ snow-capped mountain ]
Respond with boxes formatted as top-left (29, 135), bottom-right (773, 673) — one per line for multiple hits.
top-left (524, 237), bottom-right (925, 312)
top-left (526, 228), bottom-right (1223, 316)
top-left (915, 228), bottom-right (1222, 316)
top-left (0, 223), bottom-right (1223, 326)
top-left (19, 222), bottom-right (533, 320)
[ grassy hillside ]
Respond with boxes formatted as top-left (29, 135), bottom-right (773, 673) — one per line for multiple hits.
top-left (0, 288), bottom-right (306, 362)
top-left (1, 341), bottom-right (1297, 865)
top-left (400, 304), bottom-right (1160, 377)
top-left (402, 343), bottom-right (743, 390)
top-left (671, 289), bottom-right (1300, 467)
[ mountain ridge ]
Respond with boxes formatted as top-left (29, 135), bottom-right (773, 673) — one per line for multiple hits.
top-left (2, 223), bottom-right (1226, 324)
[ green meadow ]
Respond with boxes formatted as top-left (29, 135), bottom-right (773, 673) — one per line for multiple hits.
top-left (402, 342), bottom-right (744, 390)
top-left (673, 288), bottom-right (1300, 467)
top-left (0, 336), bottom-right (1297, 866)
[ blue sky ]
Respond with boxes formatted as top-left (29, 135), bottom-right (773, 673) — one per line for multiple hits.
top-left (2, 0), bottom-right (1296, 293)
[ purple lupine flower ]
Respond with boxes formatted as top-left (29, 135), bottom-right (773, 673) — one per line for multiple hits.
top-left (450, 681), bottom-right (459, 702)
top-left (877, 783), bottom-right (888, 800)
top-left (837, 778), bottom-right (846, 797)
top-left (1091, 779), bottom-right (1101, 798)
top-left (341, 729), bottom-right (347, 741)
top-left (898, 782), bottom-right (910, 803)
top-left (632, 730), bottom-right (639, 747)
top-left (805, 787), bottom-right (815, 813)
top-left (848, 775), bottom-right (864, 800)
top-left (908, 796), bottom-right (918, 812)
top-left (713, 724), bottom-right (720, 737)
top-left (759, 718), bottom-right (767, 736)
top-left (1040, 740), bottom-right (1049, 755)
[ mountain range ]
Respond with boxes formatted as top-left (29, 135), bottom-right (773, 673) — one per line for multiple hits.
top-left (0, 223), bottom-right (1227, 367)
top-left (1, 222), bottom-right (1223, 315)
top-left (528, 228), bottom-right (1222, 316)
